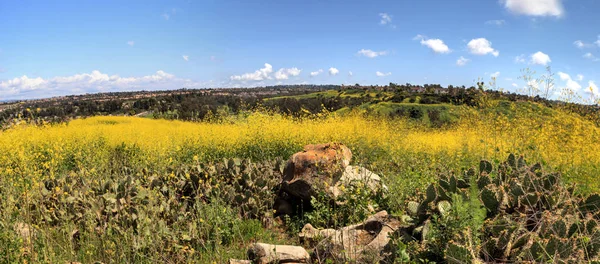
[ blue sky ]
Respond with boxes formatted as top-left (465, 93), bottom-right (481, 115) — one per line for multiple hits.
top-left (1, 0), bottom-right (599, 100)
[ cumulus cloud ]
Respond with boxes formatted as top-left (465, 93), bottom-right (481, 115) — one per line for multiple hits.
top-left (577, 74), bottom-right (584, 81)
top-left (558, 72), bottom-right (582, 91)
top-left (182, 55), bottom-right (189, 61)
top-left (467, 38), bottom-right (499, 57)
top-left (584, 53), bottom-right (600, 62)
top-left (501, 0), bottom-right (564, 17)
top-left (328, 67), bottom-right (339, 76)
top-left (230, 63), bottom-right (273, 81)
top-left (415, 35), bottom-right (451, 54)
top-left (357, 49), bottom-right (388, 58)
top-left (456, 56), bottom-right (470, 66)
top-left (573, 40), bottom-right (592, 49)
top-left (485, 20), bottom-right (506, 26)
top-left (376, 71), bottom-right (391, 77)
top-left (0, 70), bottom-right (201, 100)
top-left (491, 72), bottom-right (501, 78)
top-left (512, 83), bottom-right (519, 88)
top-left (127, 41), bottom-right (135, 46)
top-left (310, 69), bottom-right (324, 77)
top-left (379, 13), bottom-right (392, 25)
top-left (274, 67), bottom-right (302, 80)
top-left (515, 54), bottom-right (526, 63)
top-left (531, 51), bottom-right (551, 65)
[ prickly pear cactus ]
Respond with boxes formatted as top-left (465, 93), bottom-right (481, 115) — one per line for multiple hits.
top-left (399, 154), bottom-right (600, 263)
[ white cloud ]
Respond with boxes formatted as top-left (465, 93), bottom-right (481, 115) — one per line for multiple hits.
top-left (348, 71), bottom-right (353, 77)
top-left (230, 63), bottom-right (273, 81)
top-left (531, 51), bottom-right (551, 65)
top-left (485, 20), bottom-right (506, 26)
top-left (0, 70), bottom-right (200, 99)
top-left (573, 40), bottom-right (590, 49)
top-left (491, 72), bottom-right (501, 78)
top-left (328, 67), bottom-right (339, 76)
top-left (515, 54), bottom-right (526, 63)
top-left (501, 0), bottom-right (564, 17)
top-left (558, 72), bottom-right (570, 81)
top-left (527, 80), bottom-right (540, 90)
top-left (379, 13), bottom-right (392, 25)
top-left (587, 80), bottom-right (598, 95)
top-left (127, 41), bottom-right (135, 46)
top-left (412, 34), bottom-right (427, 41)
top-left (182, 55), bottom-right (189, 61)
top-left (456, 56), bottom-right (470, 66)
top-left (577, 74), bottom-right (584, 81)
top-left (596, 36), bottom-right (600, 47)
top-left (584, 53), bottom-right (600, 62)
top-left (467, 38), bottom-right (499, 57)
top-left (376, 71), bottom-right (391, 77)
top-left (162, 14), bottom-right (170, 20)
top-left (310, 69), bottom-right (324, 77)
top-left (418, 37), bottom-right (451, 54)
top-left (557, 71), bottom-right (582, 91)
top-left (512, 83), bottom-right (519, 88)
top-left (274, 67), bottom-right (302, 80)
top-left (357, 49), bottom-right (388, 58)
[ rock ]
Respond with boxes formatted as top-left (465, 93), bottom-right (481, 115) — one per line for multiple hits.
top-left (299, 211), bottom-right (400, 261)
top-left (247, 243), bottom-right (311, 264)
top-left (330, 165), bottom-right (386, 199)
top-left (275, 143), bottom-right (387, 216)
top-left (14, 222), bottom-right (36, 256)
top-left (281, 142), bottom-right (352, 200)
top-left (14, 222), bottom-right (33, 241)
top-left (228, 259), bottom-right (251, 264)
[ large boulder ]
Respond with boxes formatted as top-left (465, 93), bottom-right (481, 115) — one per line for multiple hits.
top-left (275, 143), bottom-right (385, 215)
top-left (275, 142), bottom-right (352, 215)
top-left (281, 142), bottom-right (352, 200)
top-left (299, 211), bottom-right (401, 262)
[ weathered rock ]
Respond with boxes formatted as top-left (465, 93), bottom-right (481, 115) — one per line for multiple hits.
top-left (281, 142), bottom-right (352, 200)
top-left (299, 211), bottom-right (400, 261)
top-left (330, 165), bottom-right (386, 199)
top-left (228, 259), bottom-right (251, 264)
top-left (247, 243), bottom-right (311, 264)
top-left (14, 222), bottom-right (34, 241)
top-left (276, 143), bottom-right (386, 216)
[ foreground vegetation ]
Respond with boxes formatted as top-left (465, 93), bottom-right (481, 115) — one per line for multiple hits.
top-left (1, 91), bottom-right (600, 262)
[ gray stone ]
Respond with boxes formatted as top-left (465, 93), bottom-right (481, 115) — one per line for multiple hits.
top-left (247, 243), bottom-right (311, 264)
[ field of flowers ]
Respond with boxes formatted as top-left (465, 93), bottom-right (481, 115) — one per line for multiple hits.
top-left (1, 101), bottom-right (599, 262)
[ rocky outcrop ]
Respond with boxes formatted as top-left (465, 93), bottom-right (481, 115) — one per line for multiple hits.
top-left (275, 142), bottom-right (385, 215)
top-left (281, 142), bottom-right (351, 200)
top-left (299, 211), bottom-right (400, 261)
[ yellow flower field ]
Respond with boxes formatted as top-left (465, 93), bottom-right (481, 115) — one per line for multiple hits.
top-left (2, 102), bottom-right (600, 262)
top-left (1, 103), bottom-right (599, 193)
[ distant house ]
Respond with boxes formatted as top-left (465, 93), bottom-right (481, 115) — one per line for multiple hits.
top-left (433, 88), bottom-right (448, 94)
top-left (410, 87), bottom-right (425, 93)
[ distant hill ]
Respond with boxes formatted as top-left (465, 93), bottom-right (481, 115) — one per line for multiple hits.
top-left (1, 84), bottom-right (599, 129)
